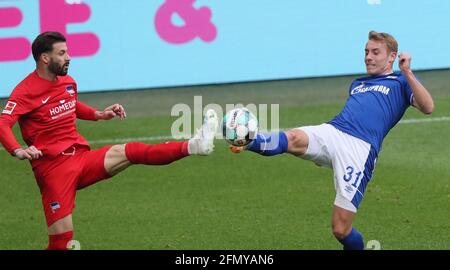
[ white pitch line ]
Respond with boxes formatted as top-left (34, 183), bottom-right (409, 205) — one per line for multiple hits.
top-left (1, 116), bottom-right (450, 151)
top-left (89, 136), bottom-right (175, 145)
top-left (398, 116), bottom-right (450, 124)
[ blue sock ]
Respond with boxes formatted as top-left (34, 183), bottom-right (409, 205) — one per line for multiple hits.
top-left (339, 227), bottom-right (365, 250)
top-left (247, 131), bottom-right (288, 156)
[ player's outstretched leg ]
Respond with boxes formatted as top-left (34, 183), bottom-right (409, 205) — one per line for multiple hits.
top-left (127, 109), bottom-right (218, 162)
top-left (186, 109), bottom-right (219, 155)
top-left (246, 131), bottom-right (289, 156)
top-left (230, 129), bottom-right (308, 156)
top-left (104, 109), bottom-right (219, 175)
top-left (126, 109), bottom-right (219, 163)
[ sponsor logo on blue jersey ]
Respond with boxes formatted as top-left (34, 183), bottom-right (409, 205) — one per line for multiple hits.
top-left (328, 72), bottom-right (413, 154)
top-left (351, 84), bottom-right (390, 95)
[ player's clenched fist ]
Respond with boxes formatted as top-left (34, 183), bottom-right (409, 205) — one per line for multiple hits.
top-left (95, 104), bottom-right (127, 120)
top-left (398, 52), bottom-right (411, 72)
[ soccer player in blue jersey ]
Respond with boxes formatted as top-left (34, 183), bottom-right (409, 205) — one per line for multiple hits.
top-left (231, 31), bottom-right (434, 250)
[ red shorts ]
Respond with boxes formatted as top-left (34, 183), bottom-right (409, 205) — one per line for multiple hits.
top-left (32, 144), bottom-right (112, 227)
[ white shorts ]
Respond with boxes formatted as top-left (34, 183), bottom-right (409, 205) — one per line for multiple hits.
top-left (297, 123), bottom-right (377, 212)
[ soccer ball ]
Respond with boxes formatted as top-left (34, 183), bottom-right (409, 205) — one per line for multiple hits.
top-left (223, 108), bottom-right (258, 146)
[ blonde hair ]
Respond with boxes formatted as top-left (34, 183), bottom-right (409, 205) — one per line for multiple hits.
top-left (368, 31), bottom-right (398, 53)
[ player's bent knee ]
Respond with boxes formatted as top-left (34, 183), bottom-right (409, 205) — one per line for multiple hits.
top-left (108, 144), bottom-right (126, 158)
top-left (285, 129), bottom-right (308, 155)
top-left (332, 222), bottom-right (352, 240)
top-left (48, 214), bottom-right (73, 235)
top-left (106, 144), bottom-right (131, 166)
top-left (104, 144), bottom-right (132, 176)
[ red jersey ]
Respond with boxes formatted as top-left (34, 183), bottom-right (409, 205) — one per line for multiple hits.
top-left (0, 71), bottom-right (98, 162)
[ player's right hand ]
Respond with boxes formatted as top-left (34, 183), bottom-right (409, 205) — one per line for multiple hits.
top-left (229, 145), bottom-right (245, 153)
top-left (398, 51), bottom-right (412, 73)
top-left (14, 146), bottom-right (43, 160)
top-left (96, 104), bottom-right (127, 120)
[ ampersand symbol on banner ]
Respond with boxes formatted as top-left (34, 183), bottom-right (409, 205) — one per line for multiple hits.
top-left (155, 0), bottom-right (217, 44)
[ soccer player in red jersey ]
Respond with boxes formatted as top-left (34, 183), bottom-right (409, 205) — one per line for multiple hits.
top-left (0, 32), bottom-right (219, 250)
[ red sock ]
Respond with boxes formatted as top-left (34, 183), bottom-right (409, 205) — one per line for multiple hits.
top-left (125, 141), bottom-right (189, 165)
top-left (46, 231), bottom-right (73, 250)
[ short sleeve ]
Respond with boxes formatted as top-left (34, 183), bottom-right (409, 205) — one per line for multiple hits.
top-left (402, 77), bottom-right (414, 106)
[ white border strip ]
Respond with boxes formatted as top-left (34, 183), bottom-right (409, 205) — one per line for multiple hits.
top-left (1, 116), bottom-right (449, 150)
top-left (88, 136), bottom-right (173, 145)
top-left (398, 116), bottom-right (450, 124)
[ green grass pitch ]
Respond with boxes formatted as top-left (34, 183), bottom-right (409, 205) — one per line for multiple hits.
top-left (1, 70), bottom-right (449, 249)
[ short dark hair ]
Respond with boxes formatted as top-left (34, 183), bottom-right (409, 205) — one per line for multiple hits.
top-left (31, 31), bottom-right (66, 62)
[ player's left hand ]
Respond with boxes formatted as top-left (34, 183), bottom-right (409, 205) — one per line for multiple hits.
top-left (14, 146), bottom-right (43, 160)
top-left (97, 104), bottom-right (127, 120)
top-left (398, 52), bottom-right (412, 73)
